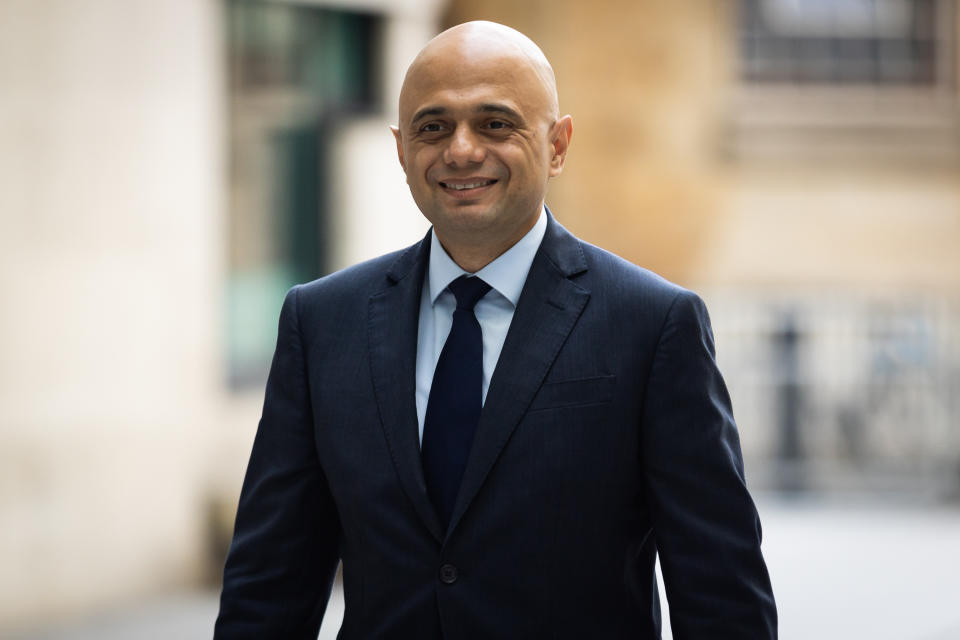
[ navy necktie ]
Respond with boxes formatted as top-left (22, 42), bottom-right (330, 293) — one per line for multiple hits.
top-left (422, 275), bottom-right (492, 530)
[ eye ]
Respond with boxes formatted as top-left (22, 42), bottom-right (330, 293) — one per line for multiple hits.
top-left (419, 122), bottom-right (445, 133)
top-left (485, 120), bottom-right (510, 130)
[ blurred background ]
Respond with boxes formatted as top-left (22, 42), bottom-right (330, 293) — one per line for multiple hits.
top-left (1, 0), bottom-right (958, 638)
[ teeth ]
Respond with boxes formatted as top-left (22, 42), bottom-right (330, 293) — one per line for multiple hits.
top-left (445, 180), bottom-right (492, 190)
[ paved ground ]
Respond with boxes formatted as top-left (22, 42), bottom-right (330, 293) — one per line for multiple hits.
top-left (752, 495), bottom-right (960, 640)
top-left (9, 496), bottom-right (960, 640)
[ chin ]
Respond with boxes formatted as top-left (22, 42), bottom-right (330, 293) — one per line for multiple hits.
top-left (431, 202), bottom-right (496, 222)
top-left (428, 210), bottom-right (498, 239)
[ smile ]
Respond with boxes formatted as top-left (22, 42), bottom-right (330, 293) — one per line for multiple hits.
top-left (439, 179), bottom-right (498, 190)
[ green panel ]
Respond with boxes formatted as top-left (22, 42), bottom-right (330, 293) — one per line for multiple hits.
top-left (226, 1), bottom-right (380, 388)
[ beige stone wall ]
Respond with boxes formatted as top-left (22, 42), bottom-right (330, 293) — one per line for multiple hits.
top-left (698, 167), bottom-right (960, 291)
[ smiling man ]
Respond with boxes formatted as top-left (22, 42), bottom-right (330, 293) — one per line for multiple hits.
top-left (391, 24), bottom-right (569, 273)
top-left (215, 21), bottom-right (777, 640)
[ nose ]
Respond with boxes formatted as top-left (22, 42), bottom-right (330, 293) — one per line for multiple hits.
top-left (443, 125), bottom-right (485, 167)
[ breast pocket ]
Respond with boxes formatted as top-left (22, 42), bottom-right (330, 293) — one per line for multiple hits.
top-left (526, 374), bottom-right (616, 413)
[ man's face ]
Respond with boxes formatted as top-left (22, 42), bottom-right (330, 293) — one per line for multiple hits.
top-left (393, 43), bottom-right (570, 253)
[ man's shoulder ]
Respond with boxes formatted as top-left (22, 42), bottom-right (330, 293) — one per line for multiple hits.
top-left (575, 238), bottom-right (688, 304)
top-left (295, 240), bottom-right (423, 303)
top-left (568, 238), bottom-right (712, 339)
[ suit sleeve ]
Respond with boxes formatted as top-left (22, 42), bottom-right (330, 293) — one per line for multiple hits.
top-left (215, 285), bottom-right (341, 639)
top-left (641, 289), bottom-right (777, 639)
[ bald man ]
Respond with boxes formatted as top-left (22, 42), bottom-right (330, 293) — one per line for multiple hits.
top-left (215, 21), bottom-right (777, 640)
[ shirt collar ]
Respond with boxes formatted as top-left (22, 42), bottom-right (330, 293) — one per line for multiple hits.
top-left (428, 206), bottom-right (548, 307)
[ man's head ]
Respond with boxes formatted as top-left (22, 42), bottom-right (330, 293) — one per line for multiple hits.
top-left (392, 21), bottom-right (573, 269)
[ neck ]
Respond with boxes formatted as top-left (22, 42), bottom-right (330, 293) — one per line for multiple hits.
top-left (439, 242), bottom-right (507, 274)
top-left (434, 210), bottom-right (541, 273)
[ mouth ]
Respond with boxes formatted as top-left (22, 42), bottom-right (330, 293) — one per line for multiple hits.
top-left (438, 178), bottom-right (498, 197)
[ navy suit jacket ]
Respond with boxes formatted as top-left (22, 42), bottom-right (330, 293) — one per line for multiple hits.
top-left (215, 212), bottom-right (777, 639)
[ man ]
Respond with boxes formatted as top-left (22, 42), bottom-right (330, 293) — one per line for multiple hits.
top-left (215, 21), bottom-right (777, 639)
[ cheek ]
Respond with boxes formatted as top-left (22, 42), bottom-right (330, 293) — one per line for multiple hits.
top-left (413, 151), bottom-right (442, 180)
top-left (513, 152), bottom-right (550, 184)
top-left (511, 138), bottom-right (551, 178)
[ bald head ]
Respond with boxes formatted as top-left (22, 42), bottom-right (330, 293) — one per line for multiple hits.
top-left (399, 21), bottom-right (559, 127)
top-left (390, 21), bottom-right (572, 272)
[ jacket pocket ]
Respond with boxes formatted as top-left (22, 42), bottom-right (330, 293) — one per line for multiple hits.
top-left (526, 374), bottom-right (616, 412)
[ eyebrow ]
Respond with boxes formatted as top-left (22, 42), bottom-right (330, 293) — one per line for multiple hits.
top-left (411, 106), bottom-right (446, 124)
top-left (477, 103), bottom-right (523, 121)
top-left (410, 103), bottom-right (523, 125)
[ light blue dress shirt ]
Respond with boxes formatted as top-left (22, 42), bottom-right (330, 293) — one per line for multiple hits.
top-left (415, 208), bottom-right (548, 444)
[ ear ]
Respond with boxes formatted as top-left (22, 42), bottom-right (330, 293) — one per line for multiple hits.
top-left (390, 126), bottom-right (406, 172)
top-left (547, 115), bottom-right (573, 177)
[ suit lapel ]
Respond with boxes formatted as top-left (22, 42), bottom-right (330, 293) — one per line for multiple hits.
top-left (447, 213), bottom-right (590, 538)
top-left (368, 233), bottom-right (444, 542)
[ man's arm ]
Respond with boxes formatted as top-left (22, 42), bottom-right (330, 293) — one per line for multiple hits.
top-left (641, 289), bottom-right (777, 639)
top-left (215, 285), bottom-right (341, 639)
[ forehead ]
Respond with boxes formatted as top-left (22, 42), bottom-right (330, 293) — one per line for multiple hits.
top-left (400, 49), bottom-right (549, 125)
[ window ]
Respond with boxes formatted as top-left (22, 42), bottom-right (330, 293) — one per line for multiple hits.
top-left (226, 1), bottom-right (381, 387)
top-left (727, 0), bottom-right (958, 164)
top-left (740, 0), bottom-right (941, 85)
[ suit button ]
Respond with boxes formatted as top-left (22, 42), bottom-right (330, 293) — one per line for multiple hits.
top-left (439, 563), bottom-right (458, 584)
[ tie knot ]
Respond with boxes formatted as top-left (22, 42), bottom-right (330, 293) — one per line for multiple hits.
top-left (448, 275), bottom-right (491, 311)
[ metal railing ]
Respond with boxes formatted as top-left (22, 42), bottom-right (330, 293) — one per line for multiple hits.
top-left (705, 290), bottom-right (960, 497)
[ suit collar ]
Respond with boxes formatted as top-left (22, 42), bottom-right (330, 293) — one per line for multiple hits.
top-left (370, 230), bottom-right (444, 541)
top-left (447, 209), bottom-right (591, 538)
top-left (539, 205), bottom-right (588, 278)
top-left (385, 228), bottom-right (430, 284)
top-left (372, 209), bottom-right (591, 543)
